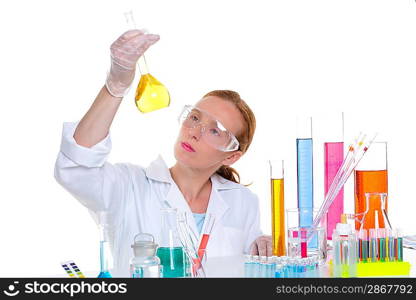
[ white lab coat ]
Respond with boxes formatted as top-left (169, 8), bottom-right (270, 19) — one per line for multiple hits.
top-left (54, 121), bottom-right (262, 277)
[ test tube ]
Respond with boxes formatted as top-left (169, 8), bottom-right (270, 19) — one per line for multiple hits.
top-left (244, 255), bottom-right (253, 278)
top-left (296, 116), bottom-right (314, 228)
top-left (387, 228), bottom-right (395, 262)
top-left (300, 229), bottom-right (308, 258)
top-left (369, 229), bottom-right (378, 262)
top-left (260, 256), bottom-right (267, 278)
top-left (252, 255), bottom-right (260, 278)
top-left (332, 233), bottom-right (342, 277)
top-left (397, 229), bottom-right (403, 262)
top-left (288, 258), bottom-right (297, 278)
top-left (378, 228), bottom-right (387, 262)
top-left (359, 229), bottom-right (368, 262)
top-left (348, 233), bottom-right (358, 277)
top-left (275, 257), bottom-right (283, 278)
top-left (288, 228), bottom-right (300, 257)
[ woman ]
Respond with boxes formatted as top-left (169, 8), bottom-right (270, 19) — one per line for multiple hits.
top-left (54, 30), bottom-right (271, 277)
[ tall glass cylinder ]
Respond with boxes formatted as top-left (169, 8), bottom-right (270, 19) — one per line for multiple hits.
top-left (296, 117), bottom-right (314, 228)
top-left (354, 142), bottom-right (388, 230)
top-left (324, 113), bottom-right (344, 240)
top-left (270, 160), bottom-right (286, 256)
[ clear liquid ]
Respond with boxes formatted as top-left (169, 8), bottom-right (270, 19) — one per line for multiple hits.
top-left (296, 138), bottom-right (314, 227)
top-left (156, 247), bottom-right (186, 278)
top-left (135, 73), bottom-right (170, 113)
top-left (131, 264), bottom-right (161, 278)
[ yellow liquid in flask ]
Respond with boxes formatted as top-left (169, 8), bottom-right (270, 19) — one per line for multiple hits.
top-left (134, 73), bottom-right (170, 113)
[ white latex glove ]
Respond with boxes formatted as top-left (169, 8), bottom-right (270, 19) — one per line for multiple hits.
top-left (250, 235), bottom-right (273, 257)
top-left (105, 29), bottom-right (160, 98)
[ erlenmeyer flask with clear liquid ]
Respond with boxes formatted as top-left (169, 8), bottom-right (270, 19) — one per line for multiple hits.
top-left (124, 10), bottom-right (170, 113)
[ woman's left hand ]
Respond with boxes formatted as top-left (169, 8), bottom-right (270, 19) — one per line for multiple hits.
top-left (250, 235), bottom-right (272, 256)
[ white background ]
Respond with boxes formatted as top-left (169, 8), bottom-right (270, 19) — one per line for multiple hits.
top-left (0, 0), bottom-right (415, 277)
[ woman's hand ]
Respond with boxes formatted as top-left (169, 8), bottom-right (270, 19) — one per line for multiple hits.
top-left (250, 235), bottom-right (273, 256)
top-left (105, 30), bottom-right (160, 98)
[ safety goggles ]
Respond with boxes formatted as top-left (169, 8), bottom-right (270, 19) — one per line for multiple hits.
top-left (178, 105), bottom-right (240, 152)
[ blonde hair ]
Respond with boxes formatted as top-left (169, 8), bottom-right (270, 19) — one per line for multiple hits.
top-left (202, 90), bottom-right (256, 184)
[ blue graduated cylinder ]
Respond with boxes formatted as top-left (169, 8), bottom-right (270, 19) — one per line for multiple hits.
top-left (296, 138), bottom-right (314, 228)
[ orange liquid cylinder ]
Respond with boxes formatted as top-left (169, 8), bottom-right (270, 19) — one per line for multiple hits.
top-left (271, 178), bottom-right (286, 256)
top-left (354, 170), bottom-right (388, 230)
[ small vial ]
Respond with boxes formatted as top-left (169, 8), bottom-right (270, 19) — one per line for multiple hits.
top-left (260, 256), bottom-right (268, 278)
top-left (244, 254), bottom-right (253, 278)
top-left (369, 229), bottom-right (378, 262)
top-left (252, 256), bottom-right (260, 278)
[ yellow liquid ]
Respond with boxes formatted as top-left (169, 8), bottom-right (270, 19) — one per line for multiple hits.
top-left (134, 73), bottom-right (170, 113)
top-left (271, 178), bottom-right (286, 256)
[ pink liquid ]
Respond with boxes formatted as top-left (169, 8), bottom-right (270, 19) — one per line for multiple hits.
top-left (324, 142), bottom-right (344, 240)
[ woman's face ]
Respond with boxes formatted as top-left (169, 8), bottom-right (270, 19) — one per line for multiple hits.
top-left (173, 96), bottom-right (245, 171)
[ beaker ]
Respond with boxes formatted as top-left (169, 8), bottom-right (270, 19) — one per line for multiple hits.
top-left (323, 112), bottom-right (344, 240)
top-left (156, 208), bottom-right (186, 278)
top-left (296, 116), bottom-right (314, 228)
top-left (286, 208), bottom-right (327, 263)
top-left (354, 142), bottom-right (388, 230)
top-left (270, 160), bottom-right (286, 256)
top-left (124, 11), bottom-right (170, 113)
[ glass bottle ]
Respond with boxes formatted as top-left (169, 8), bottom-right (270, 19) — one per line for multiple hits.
top-left (130, 233), bottom-right (162, 278)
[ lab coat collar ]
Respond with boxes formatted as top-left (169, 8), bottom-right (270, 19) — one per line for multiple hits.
top-left (145, 155), bottom-right (245, 191)
top-left (145, 155), bottom-right (243, 243)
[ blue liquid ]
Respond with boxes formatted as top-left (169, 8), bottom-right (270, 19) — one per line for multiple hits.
top-left (296, 138), bottom-right (314, 227)
top-left (156, 247), bottom-right (185, 278)
top-left (98, 271), bottom-right (112, 278)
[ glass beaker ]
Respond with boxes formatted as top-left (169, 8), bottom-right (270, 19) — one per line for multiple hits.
top-left (354, 142), bottom-right (388, 230)
top-left (296, 117), bottom-right (314, 228)
top-left (156, 208), bottom-right (186, 278)
top-left (130, 233), bottom-right (162, 278)
top-left (323, 112), bottom-right (344, 240)
top-left (270, 160), bottom-right (286, 256)
top-left (286, 208), bottom-right (327, 264)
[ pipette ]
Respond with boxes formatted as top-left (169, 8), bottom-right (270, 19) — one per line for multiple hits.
top-left (312, 133), bottom-right (377, 232)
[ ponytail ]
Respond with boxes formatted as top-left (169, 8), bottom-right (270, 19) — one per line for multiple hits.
top-left (216, 165), bottom-right (241, 184)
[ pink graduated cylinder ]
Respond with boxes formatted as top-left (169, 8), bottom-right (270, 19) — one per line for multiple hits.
top-left (324, 142), bottom-right (344, 240)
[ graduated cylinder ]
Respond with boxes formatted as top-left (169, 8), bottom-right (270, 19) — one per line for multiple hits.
top-left (270, 160), bottom-right (286, 256)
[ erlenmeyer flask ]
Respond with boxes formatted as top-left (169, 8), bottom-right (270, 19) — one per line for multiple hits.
top-left (124, 10), bottom-right (170, 113)
top-left (359, 193), bottom-right (391, 230)
top-left (156, 208), bottom-right (186, 278)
